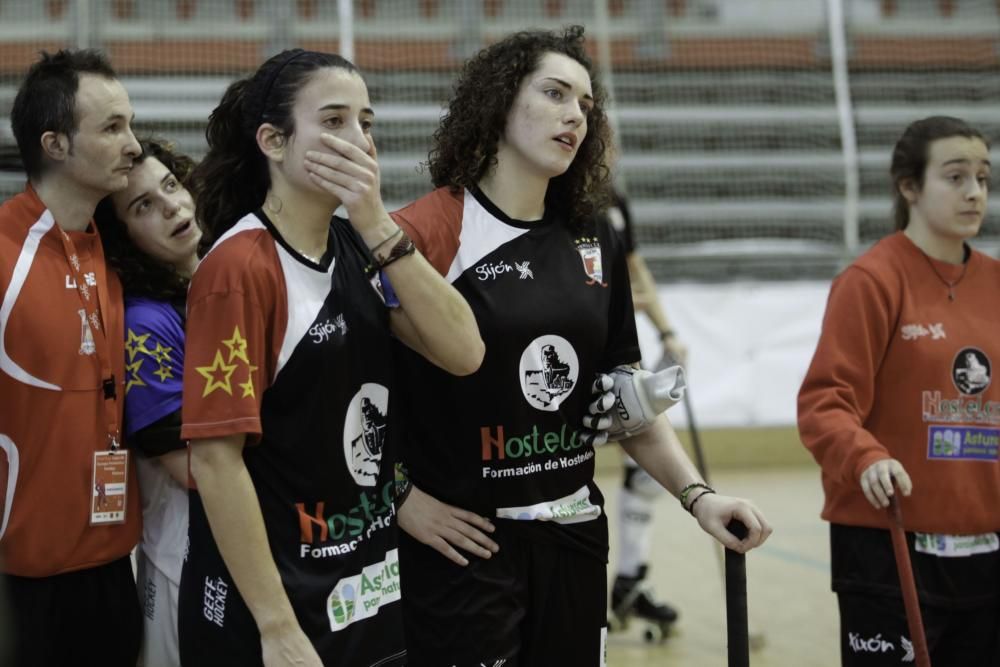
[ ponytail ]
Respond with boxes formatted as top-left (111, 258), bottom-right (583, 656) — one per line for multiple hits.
top-left (192, 78), bottom-right (269, 242)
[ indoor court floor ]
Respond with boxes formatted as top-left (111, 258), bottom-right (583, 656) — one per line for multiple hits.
top-left (601, 464), bottom-right (840, 667)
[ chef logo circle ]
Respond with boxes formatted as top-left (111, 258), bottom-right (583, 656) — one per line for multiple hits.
top-left (519, 335), bottom-right (578, 411)
top-left (343, 383), bottom-right (389, 486)
top-left (952, 347), bottom-right (991, 395)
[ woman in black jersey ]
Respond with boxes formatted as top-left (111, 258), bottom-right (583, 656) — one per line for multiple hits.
top-left (318, 25), bottom-right (772, 667)
top-left (178, 49), bottom-right (484, 667)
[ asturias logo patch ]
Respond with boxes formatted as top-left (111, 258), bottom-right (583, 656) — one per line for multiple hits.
top-left (327, 548), bottom-right (401, 632)
top-left (952, 347), bottom-right (991, 395)
top-left (518, 335), bottom-right (578, 412)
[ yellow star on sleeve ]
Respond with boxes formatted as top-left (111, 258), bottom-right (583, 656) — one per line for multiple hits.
top-left (125, 359), bottom-right (146, 395)
top-left (125, 329), bottom-right (151, 362)
top-left (222, 326), bottom-right (250, 365)
top-left (238, 364), bottom-right (258, 399)
top-left (196, 350), bottom-right (238, 397)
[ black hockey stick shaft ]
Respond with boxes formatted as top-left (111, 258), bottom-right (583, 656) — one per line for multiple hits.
top-left (725, 520), bottom-right (750, 667)
top-left (678, 367), bottom-right (766, 653)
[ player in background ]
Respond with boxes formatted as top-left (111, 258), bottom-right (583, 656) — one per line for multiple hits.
top-left (799, 116), bottom-right (1000, 665)
top-left (344, 26), bottom-right (773, 666)
top-left (602, 188), bottom-right (687, 636)
top-left (179, 49), bottom-right (484, 667)
top-left (95, 137), bottom-right (204, 667)
top-left (0, 48), bottom-right (142, 667)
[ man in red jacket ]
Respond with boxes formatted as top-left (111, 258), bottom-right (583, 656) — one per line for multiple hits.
top-left (0, 48), bottom-right (142, 666)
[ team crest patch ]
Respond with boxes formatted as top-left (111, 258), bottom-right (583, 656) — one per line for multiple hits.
top-left (575, 236), bottom-right (607, 287)
top-left (952, 347), bottom-right (991, 395)
top-left (343, 383), bottom-right (389, 486)
top-left (519, 335), bottom-right (579, 412)
top-left (195, 326), bottom-right (258, 398)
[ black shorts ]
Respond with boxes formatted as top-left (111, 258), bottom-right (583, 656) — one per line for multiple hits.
top-left (4, 555), bottom-right (142, 667)
top-left (830, 523), bottom-right (1000, 665)
top-left (837, 592), bottom-right (1000, 666)
top-left (399, 521), bottom-right (609, 667)
top-left (178, 542), bottom-right (264, 667)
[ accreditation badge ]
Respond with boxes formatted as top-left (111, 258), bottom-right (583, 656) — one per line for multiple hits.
top-left (90, 449), bottom-right (129, 525)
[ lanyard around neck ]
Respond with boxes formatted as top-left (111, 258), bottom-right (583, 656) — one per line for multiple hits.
top-left (56, 226), bottom-right (120, 449)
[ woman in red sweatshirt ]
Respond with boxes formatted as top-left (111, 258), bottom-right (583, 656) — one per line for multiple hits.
top-left (799, 116), bottom-right (1000, 666)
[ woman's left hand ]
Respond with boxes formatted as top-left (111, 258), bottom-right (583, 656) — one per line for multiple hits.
top-left (691, 493), bottom-right (772, 554)
top-left (397, 485), bottom-right (500, 566)
top-left (304, 133), bottom-right (388, 234)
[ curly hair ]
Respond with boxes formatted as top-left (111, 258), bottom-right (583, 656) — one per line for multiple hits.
top-left (428, 25), bottom-right (612, 223)
top-left (95, 138), bottom-right (205, 301)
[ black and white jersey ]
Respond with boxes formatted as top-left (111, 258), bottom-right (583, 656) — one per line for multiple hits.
top-left (392, 187), bottom-right (640, 560)
top-left (180, 211), bottom-right (405, 667)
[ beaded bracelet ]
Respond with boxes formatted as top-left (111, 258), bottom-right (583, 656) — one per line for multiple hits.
top-left (687, 489), bottom-right (716, 515)
top-left (679, 482), bottom-right (714, 509)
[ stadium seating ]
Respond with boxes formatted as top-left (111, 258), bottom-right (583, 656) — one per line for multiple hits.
top-left (1, 0), bottom-right (998, 280)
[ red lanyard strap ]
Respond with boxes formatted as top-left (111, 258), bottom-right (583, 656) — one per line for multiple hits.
top-left (57, 227), bottom-right (120, 449)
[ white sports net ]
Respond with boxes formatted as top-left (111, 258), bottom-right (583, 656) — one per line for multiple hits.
top-left (1, 0), bottom-right (999, 280)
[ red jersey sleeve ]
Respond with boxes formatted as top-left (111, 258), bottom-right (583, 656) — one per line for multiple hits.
top-left (797, 264), bottom-right (896, 484)
top-left (392, 188), bottom-right (463, 277)
top-left (182, 234), bottom-right (279, 443)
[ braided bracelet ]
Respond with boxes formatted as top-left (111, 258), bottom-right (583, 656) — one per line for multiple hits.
top-left (687, 489), bottom-right (716, 515)
top-left (375, 232), bottom-right (416, 271)
top-left (679, 482), bottom-right (714, 510)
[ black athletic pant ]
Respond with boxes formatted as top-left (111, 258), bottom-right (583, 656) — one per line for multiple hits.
top-left (838, 592), bottom-right (1000, 666)
top-left (400, 521), bottom-right (609, 667)
top-left (4, 555), bottom-right (142, 667)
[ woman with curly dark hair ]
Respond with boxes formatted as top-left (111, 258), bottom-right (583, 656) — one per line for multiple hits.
top-left (95, 137), bottom-right (205, 667)
top-left (336, 25), bottom-right (772, 666)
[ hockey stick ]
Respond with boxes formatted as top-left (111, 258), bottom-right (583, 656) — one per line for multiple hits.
top-left (725, 520), bottom-right (750, 667)
top-left (679, 381), bottom-right (766, 651)
top-left (886, 494), bottom-right (932, 667)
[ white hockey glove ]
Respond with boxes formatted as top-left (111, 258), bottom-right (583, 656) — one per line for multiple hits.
top-left (582, 364), bottom-right (687, 443)
top-left (580, 374), bottom-right (615, 446)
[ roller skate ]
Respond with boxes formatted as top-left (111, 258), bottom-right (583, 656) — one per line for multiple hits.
top-left (609, 565), bottom-right (678, 643)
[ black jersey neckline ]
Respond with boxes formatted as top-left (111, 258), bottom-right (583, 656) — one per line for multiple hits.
top-left (469, 186), bottom-right (556, 230)
top-left (255, 208), bottom-right (339, 270)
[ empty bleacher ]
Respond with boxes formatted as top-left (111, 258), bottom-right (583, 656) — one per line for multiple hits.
top-left (1, 0), bottom-right (999, 280)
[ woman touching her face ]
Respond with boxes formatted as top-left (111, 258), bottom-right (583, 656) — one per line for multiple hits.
top-left (177, 49), bottom-right (482, 667)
